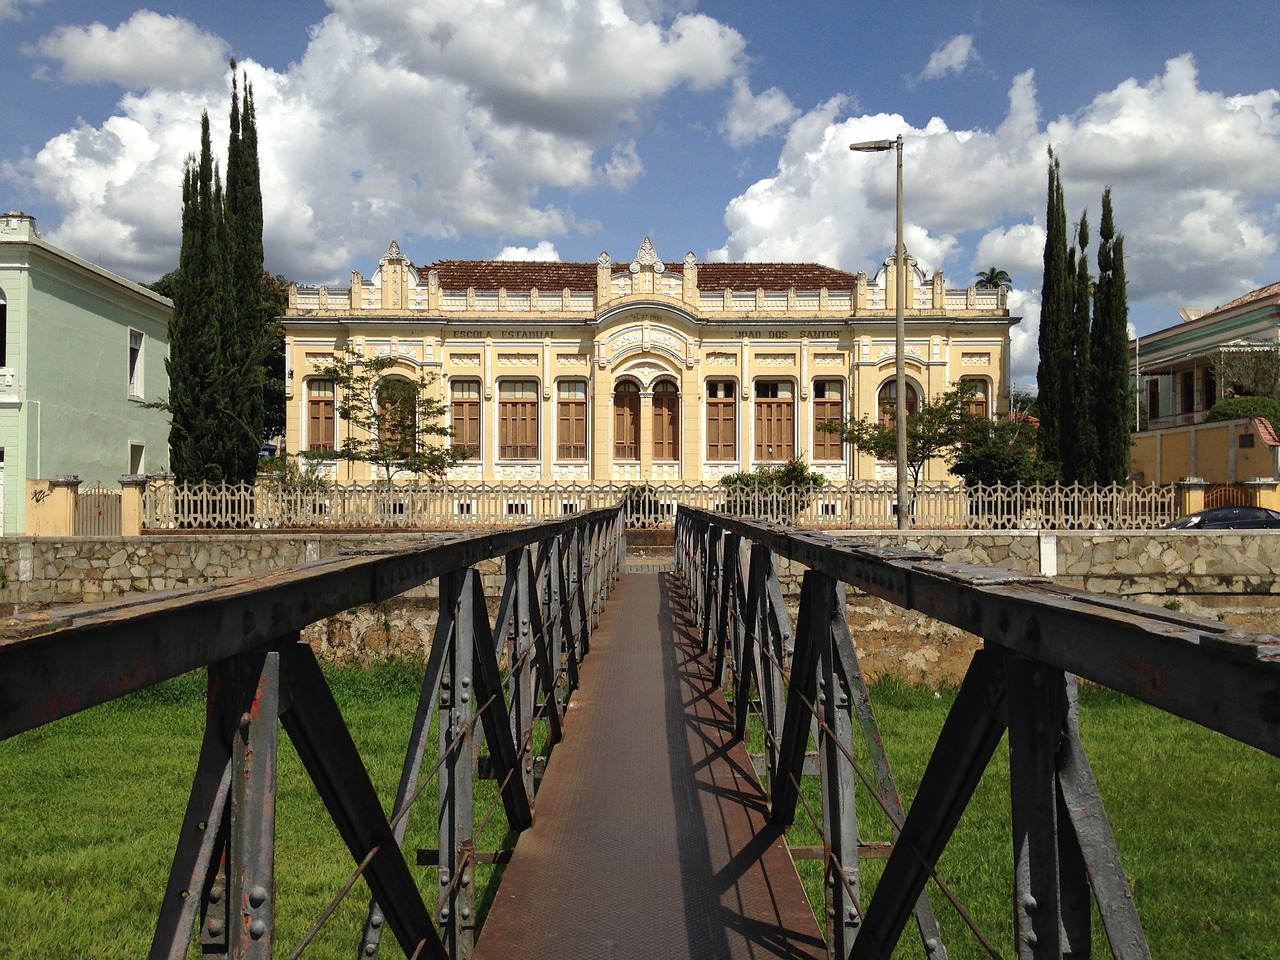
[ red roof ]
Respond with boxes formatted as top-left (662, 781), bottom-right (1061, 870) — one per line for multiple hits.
top-left (1214, 280), bottom-right (1280, 314)
top-left (419, 258), bottom-right (858, 292)
top-left (1254, 417), bottom-right (1280, 448)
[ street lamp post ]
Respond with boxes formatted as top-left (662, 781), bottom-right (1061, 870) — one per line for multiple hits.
top-left (850, 133), bottom-right (908, 529)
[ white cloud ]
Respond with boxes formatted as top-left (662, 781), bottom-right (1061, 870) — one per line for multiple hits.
top-left (0, 0), bottom-right (44, 21)
top-left (919, 35), bottom-right (979, 81)
top-left (25, 11), bottom-right (229, 90)
top-left (722, 78), bottom-right (800, 148)
top-left (8, 0), bottom-right (752, 281)
top-left (715, 56), bottom-right (1280, 331)
top-left (972, 223), bottom-right (1046, 277)
top-left (604, 140), bottom-right (644, 190)
top-left (1006, 288), bottom-right (1041, 390)
top-left (495, 240), bottom-right (561, 261)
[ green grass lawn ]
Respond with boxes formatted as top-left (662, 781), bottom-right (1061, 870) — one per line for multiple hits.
top-left (1, 667), bottom-right (1277, 959)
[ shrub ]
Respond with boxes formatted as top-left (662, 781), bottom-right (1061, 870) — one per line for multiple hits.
top-left (719, 458), bottom-right (825, 522)
top-left (1205, 395), bottom-right (1280, 427)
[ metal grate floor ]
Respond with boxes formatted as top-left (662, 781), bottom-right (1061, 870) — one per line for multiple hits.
top-left (474, 572), bottom-right (825, 960)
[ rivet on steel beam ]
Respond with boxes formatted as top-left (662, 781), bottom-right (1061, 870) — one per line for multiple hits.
top-left (440, 907), bottom-right (451, 920)
top-left (365, 944), bottom-right (377, 956)
top-left (461, 692), bottom-right (471, 703)
top-left (249, 920), bottom-right (267, 940)
top-left (370, 912), bottom-right (383, 929)
top-left (249, 885), bottom-right (268, 908)
top-left (210, 884), bottom-right (224, 903)
top-left (439, 870), bottom-right (450, 885)
top-left (1021, 894), bottom-right (1038, 913)
top-left (461, 907), bottom-right (472, 919)
top-left (207, 919), bottom-right (223, 937)
top-left (1025, 932), bottom-right (1038, 947)
top-left (461, 677), bottom-right (471, 687)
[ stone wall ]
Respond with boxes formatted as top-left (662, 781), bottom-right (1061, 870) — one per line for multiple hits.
top-left (3, 529), bottom-right (1276, 680)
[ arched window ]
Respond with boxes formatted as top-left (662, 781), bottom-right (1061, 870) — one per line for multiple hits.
top-left (877, 380), bottom-right (918, 429)
top-left (376, 378), bottom-right (418, 457)
top-left (613, 380), bottom-right (640, 460)
top-left (652, 380), bottom-right (679, 460)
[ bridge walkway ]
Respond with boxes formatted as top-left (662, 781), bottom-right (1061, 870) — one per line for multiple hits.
top-left (474, 569), bottom-right (825, 960)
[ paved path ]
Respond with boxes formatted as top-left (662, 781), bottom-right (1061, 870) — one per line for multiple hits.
top-left (475, 571), bottom-right (826, 960)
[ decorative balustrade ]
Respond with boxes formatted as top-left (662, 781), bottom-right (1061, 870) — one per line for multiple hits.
top-left (142, 478), bottom-right (1179, 532)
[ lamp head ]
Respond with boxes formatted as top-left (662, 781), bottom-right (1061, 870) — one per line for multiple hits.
top-left (849, 139), bottom-right (894, 152)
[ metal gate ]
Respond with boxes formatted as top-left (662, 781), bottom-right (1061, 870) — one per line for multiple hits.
top-left (1205, 483), bottom-right (1249, 508)
top-left (75, 483), bottom-right (122, 537)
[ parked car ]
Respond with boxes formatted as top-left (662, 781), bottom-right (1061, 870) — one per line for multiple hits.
top-left (1163, 505), bottom-right (1280, 529)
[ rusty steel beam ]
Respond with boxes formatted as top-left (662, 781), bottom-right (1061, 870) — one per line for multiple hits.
top-left (0, 508), bottom-right (622, 741)
top-left (677, 507), bottom-right (1280, 758)
top-left (279, 640), bottom-right (446, 960)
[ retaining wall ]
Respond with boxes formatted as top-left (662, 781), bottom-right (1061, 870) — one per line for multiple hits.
top-left (2, 529), bottom-right (1276, 681)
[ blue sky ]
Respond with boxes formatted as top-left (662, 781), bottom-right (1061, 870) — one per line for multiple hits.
top-left (3, 0), bottom-right (1279, 389)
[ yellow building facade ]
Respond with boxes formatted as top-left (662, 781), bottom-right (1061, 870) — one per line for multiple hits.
top-left (281, 238), bottom-right (1016, 487)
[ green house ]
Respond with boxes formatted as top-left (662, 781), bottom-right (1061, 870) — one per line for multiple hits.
top-left (0, 212), bottom-right (171, 534)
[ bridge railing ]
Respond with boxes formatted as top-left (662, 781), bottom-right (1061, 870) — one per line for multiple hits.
top-left (675, 504), bottom-right (1280, 959)
top-left (0, 506), bottom-right (625, 960)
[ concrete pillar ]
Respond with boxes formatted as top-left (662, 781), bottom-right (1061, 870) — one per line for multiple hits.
top-left (1245, 478), bottom-right (1280, 511)
top-left (1175, 477), bottom-right (1209, 517)
top-left (120, 474), bottom-right (147, 536)
top-left (26, 475), bottom-right (81, 537)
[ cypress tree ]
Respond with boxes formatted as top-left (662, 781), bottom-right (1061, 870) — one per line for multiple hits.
top-left (1093, 188), bottom-right (1131, 482)
top-left (1063, 212), bottom-right (1097, 483)
top-left (168, 114), bottom-right (234, 482)
top-left (167, 65), bottom-right (272, 485)
top-left (1036, 150), bottom-right (1069, 472)
top-left (225, 68), bottom-right (268, 481)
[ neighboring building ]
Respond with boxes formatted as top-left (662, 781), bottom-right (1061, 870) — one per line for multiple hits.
top-left (1133, 281), bottom-right (1280, 430)
top-left (0, 212), bottom-right (171, 533)
top-left (281, 238), bottom-right (1016, 488)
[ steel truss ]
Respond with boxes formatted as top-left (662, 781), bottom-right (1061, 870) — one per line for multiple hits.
top-left (0, 508), bottom-right (624, 960)
top-left (676, 505), bottom-right (1280, 960)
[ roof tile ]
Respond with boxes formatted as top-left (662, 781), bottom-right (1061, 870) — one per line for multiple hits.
top-left (420, 258), bottom-right (859, 292)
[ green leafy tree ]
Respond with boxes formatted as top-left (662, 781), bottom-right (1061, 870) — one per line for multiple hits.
top-left (1093, 188), bottom-right (1131, 482)
top-left (974, 267), bottom-right (1012, 289)
top-left (950, 413), bottom-right (1056, 486)
top-left (827, 384), bottom-right (978, 501)
top-left (1206, 395), bottom-right (1280, 426)
top-left (1037, 149), bottom-right (1069, 471)
top-left (1215, 345), bottom-right (1280, 401)
top-left (309, 347), bottom-right (457, 482)
top-left (261, 273), bottom-right (289, 440)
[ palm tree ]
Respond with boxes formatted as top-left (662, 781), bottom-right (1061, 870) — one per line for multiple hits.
top-left (974, 267), bottom-right (1012, 289)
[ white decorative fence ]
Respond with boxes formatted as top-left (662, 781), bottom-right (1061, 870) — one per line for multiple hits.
top-left (141, 479), bottom-right (1178, 531)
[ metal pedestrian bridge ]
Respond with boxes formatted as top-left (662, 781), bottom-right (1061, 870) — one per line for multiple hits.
top-left (2, 504), bottom-right (1278, 958)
